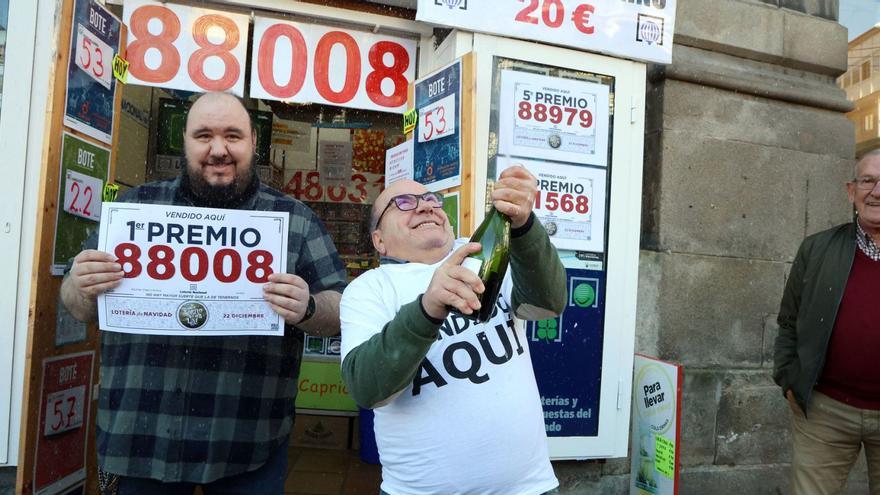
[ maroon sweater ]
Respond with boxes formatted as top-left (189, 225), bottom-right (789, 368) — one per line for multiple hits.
top-left (816, 248), bottom-right (880, 409)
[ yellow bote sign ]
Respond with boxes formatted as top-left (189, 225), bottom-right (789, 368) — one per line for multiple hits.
top-left (631, 355), bottom-right (681, 495)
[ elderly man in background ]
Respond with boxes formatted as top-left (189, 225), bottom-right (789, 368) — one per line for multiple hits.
top-left (775, 149), bottom-right (880, 494)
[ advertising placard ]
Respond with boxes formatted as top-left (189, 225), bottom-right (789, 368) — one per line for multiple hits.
top-left (250, 15), bottom-right (417, 113)
top-left (630, 355), bottom-right (681, 495)
top-left (384, 139), bottom-right (414, 187)
top-left (441, 190), bottom-right (460, 238)
top-left (416, 0), bottom-right (676, 65)
top-left (34, 352), bottom-right (94, 495)
top-left (297, 336), bottom-right (357, 413)
top-left (413, 59), bottom-right (462, 191)
top-left (284, 170), bottom-right (384, 205)
top-left (123, 0), bottom-right (250, 96)
top-left (528, 266), bottom-right (606, 437)
top-left (63, 0), bottom-right (121, 144)
top-left (296, 360), bottom-right (357, 412)
top-left (499, 70), bottom-right (609, 167)
top-left (96, 203), bottom-right (289, 336)
top-left (52, 133), bottom-right (111, 275)
top-left (498, 157), bottom-right (606, 252)
top-left (318, 141), bottom-right (353, 189)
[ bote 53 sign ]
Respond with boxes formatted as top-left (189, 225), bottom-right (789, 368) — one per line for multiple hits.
top-left (122, 0), bottom-right (418, 113)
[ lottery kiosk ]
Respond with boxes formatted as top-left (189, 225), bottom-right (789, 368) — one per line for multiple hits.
top-left (2, 0), bottom-right (675, 492)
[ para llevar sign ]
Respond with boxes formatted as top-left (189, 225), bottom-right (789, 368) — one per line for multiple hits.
top-left (416, 0), bottom-right (676, 64)
top-left (630, 354), bottom-right (681, 495)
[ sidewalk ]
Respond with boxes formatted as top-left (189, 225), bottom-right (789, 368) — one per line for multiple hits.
top-left (285, 446), bottom-right (381, 495)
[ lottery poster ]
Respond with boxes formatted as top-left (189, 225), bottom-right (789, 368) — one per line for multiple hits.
top-left (63, 0), bottom-right (121, 144)
top-left (498, 70), bottom-right (609, 167)
top-left (96, 203), bottom-right (289, 336)
top-left (33, 352), bottom-right (94, 495)
top-left (51, 133), bottom-right (111, 275)
top-left (413, 59), bottom-right (462, 191)
top-left (498, 157), bottom-right (606, 252)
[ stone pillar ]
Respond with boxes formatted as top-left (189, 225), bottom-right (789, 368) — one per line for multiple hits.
top-left (641, 0), bottom-right (856, 492)
top-left (556, 0), bottom-right (857, 492)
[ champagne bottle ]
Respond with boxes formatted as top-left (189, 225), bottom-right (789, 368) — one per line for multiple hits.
top-left (454, 205), bottom-right (511, 323)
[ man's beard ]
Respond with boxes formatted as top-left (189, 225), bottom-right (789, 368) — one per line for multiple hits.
top-left (185, 157), bottom-right (257, 208)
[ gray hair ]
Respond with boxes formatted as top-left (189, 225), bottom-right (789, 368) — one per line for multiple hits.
top-left (856, 148), bottom-right (880, 178)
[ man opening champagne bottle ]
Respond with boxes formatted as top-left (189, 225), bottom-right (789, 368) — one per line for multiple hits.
top-left (340, 165), bottom-right (567, 495)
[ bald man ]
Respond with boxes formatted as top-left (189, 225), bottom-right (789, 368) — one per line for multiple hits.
top-left (340, 167), bottom-right (567, 495)
top-left (61, 92), bottom-right (346, 494)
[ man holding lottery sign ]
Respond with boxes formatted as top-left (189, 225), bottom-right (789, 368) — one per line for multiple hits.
top-left (60, 92), bottom-right (347, 494)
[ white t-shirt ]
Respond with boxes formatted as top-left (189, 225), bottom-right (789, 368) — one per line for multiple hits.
top-left (341, 240), bottom-right (558, 495)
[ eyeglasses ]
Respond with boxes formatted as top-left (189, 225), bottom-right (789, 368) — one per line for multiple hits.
top-left (374, 192), bottom-right (444, 229)
top-left (853, 176), bottom-right (880, 191)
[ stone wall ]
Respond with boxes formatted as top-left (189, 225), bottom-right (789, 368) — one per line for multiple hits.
top-left (559, 0), bottom-right (858, 493)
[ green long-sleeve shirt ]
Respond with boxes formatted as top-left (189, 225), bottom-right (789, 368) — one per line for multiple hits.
top-left (342, 215), bottom-right (567, 408)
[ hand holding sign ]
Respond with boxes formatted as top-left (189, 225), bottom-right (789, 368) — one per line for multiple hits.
top-left (263, 272), bottom-right (311, 325)
top-left (67, 250), bottom-right (124, 298)
top-left (61, 249), bottom-right (124, 322)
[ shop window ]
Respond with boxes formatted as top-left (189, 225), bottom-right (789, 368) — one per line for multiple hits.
top-left (103, 3), bottom-right (411, 272)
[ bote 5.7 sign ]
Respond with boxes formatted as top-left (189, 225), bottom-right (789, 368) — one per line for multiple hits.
top-left (34, 352), bottom-right (94, 495)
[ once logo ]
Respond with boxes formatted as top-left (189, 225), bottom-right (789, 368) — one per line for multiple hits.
top-left (537, 318), bottom-right (559, 341)
top-left (573, 283), bottom-right (596, 308)
top-left (177, 300), bottom-right (208, 329)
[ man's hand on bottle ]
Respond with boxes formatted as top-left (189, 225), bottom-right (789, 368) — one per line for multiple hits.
top-left (421, 242), bottom-right (484, 320)
top-left (493, 165), bottom-right (537, 229)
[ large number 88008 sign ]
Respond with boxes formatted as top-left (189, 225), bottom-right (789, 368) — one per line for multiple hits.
top-left (122, 0), bottom-right (417, 113)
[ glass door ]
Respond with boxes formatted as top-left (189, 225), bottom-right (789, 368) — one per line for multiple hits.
top-left (471, 33), bottom-right (645, 459)
top-left (0, 0), bottom-right (37, 465)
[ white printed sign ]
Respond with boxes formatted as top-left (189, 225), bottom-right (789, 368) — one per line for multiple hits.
top-left (498, 157), bottom-right (606, 252)
top-left (43, 385), bottom-right (86, 437)
top-left (250, 15), bottom-right (417, 113)
top-left (418, 93), bottom-right (456, 143)
top-left (385, 139), bottom-right (414, 187)
top-left (75, 23), bottom-right (114, 89)
top-left (63, 169), bottom-right (103, 221)
top-left (97, 203), bottom-right (289, 336)
top-left (499, 70), bottom-right (609, 167)
top-left (416, 0), bottom-right (676, 65)
top-left (122, 0), bottom-right (250, 96)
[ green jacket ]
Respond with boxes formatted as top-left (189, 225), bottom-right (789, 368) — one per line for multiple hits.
top-left (773, 222), bottom-right (856, 414)
top-left (342, 216), bottom-right (567, 409)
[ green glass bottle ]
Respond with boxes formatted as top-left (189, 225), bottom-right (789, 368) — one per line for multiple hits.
top-left (456, 205), bottom-right (511, 323)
